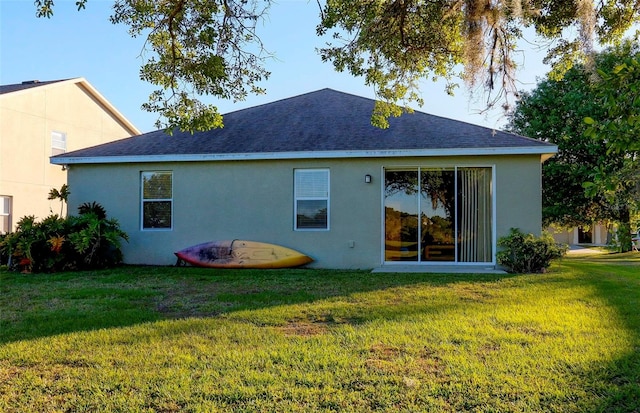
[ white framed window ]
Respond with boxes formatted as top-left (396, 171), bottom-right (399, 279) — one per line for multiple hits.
top-left (141, 171), bottom-right (172, 230)
top-left (51, 131), bottom-right (67, 156)
top-left (294, 169), bottom-right (329, 231)
top-left (0, 196), bottom-right (11, 233)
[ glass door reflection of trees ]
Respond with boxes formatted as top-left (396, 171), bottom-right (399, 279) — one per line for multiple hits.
top-left (384, 167), bottom-right (492, 263)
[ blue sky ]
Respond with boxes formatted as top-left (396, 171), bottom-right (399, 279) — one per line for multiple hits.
top-left (1, 0), bottom-right (550, 133)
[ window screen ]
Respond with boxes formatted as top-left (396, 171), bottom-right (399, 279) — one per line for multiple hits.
top-left (51, 131), bottom-right (66, 156)
top-left (295, 169), bottom-right (329, 230)
top-left (0, 196), bottom-right (11, 233)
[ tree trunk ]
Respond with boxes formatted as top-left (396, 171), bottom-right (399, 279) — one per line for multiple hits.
top-left (617, 205), bottom-right (633, 253)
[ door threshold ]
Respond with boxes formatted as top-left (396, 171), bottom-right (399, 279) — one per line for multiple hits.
top-left (371, 265), bottom-right (506, 274)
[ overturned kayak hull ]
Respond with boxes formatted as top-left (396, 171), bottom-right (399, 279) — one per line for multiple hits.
top-left (175, 240), bottom-right (313, 269)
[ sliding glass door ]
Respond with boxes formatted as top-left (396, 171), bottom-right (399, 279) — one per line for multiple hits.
top-left (384, 167), bottom-right (493, 264)
top-left (421, 169), bottom-right (456, 261)
top-left (384, 171), bottom-right (420, 261)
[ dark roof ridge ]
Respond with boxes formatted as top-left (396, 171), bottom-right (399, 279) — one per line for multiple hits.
top-left (221, 87), bottom-right (349, 116)
top-left (0, 78), bottom-right (75, 94)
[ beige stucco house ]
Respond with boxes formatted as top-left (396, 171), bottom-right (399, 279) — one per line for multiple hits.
top-left (51, 89), bottom-right (557, 270)
top-left (0, 78), bottom-right (140, 232)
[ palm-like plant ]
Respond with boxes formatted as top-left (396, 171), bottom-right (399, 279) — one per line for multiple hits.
top-left (48, 184), bottom-right (70, 216)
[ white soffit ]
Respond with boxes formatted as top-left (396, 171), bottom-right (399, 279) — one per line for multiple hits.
top-left (51, 145), bottom-right (559, 165)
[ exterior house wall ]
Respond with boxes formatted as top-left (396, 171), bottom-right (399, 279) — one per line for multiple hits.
top-left (65, 154), bottom-right (544, 269)
top-left (0, 80), bottom-right (138, 232)
top-left (494, 155), bottom-right (543, 237)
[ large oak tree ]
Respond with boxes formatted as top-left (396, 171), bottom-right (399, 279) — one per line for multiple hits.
top-left (507, 43), bottom-right (639, 251)
top-left (34, 0), bottom-right (640, 132)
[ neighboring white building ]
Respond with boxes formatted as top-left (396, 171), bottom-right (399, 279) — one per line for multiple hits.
top-left (548, 223), bottom-right (611, 246)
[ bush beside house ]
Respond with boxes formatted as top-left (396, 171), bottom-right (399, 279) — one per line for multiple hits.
top-left (0, 202), bottom-right (128, 273)
top-left (497, 228), bottom-right (568, 273)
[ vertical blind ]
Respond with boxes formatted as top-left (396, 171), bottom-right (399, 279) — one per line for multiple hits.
top-left (295, 169), bottom-right (329, 198)
top-left (457, 168), bottom-right (492, 262)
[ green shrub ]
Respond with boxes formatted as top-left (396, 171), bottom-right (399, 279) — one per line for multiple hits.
top-left (67, 204), bottom-right (128, 269)
top-left (497, 228), bottom-right (568, 273)
top-left (0, 203), bottom-right (128, 273)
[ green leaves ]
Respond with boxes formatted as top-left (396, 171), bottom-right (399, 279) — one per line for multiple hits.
top-left (496, 228), bottom-right (567, 273)
top-left (508, 42), bottom-right (639, 237)
top-left (0, 202), bottom-right (128, 273)
top-left (48, 184), bottom-right (70, 216)
top-left (581, 45), bottom-right (640, 251)
top-left (588, 53), bottom-right (640, 153)
top-left (32, 0), bottom-right (640, 132)
top-left (318, 0), bottom-right (640, 126)
top-left (318, 0), bottom-right (461, 126)
top-left (111, 0), bottom-right (271, 132)
top-left (34, 0), bottom-right (87, 18)
top-left (141, 90), bottom-right (225, 133)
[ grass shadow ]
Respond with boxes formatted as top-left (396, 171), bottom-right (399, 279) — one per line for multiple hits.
top-left (0, 265), bottom-right (514, 344)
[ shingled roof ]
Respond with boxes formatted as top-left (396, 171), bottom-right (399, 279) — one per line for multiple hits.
top-left (0, 79), bottom-right (67, 94)
top-left (51, 89), bottom-right (556, 165)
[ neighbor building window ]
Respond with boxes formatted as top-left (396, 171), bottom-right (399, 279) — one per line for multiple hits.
top-left (294, 168), bottom-right (329, 230)
top-left (0, 196), bottom-right (11, 233)
top-left (51, 131), bottom-right (67, 156)
top-left (141, 171), bottom-right (172, 230)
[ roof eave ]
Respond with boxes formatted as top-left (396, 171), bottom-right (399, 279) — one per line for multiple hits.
top-left (72, 78), bottom-right (141, 136)
top-left (51, 146), bottom-right (559, 165)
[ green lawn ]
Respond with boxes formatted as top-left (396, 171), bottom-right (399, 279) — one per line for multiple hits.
top-left (1, 253), bottom-right (639, 412)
